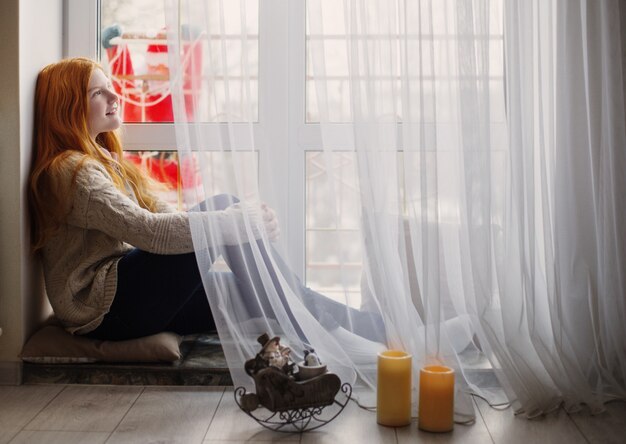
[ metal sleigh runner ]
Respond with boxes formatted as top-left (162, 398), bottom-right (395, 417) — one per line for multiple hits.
top-left (234, 333), bottom-right (352, 432)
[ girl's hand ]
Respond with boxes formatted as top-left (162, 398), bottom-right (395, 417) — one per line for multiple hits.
top-left (260, 202), bottom-right (280, 242)
top-left (219, 202), bottom-right (280, 244)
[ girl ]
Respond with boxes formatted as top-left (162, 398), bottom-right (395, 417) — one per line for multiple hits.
top-left (29, 57), bottom-right (385, 350)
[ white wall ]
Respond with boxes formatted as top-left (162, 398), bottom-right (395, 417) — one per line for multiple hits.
top-left (0, 0), bottom-right (23, 383)
top-left (621, 1), bottom-right (626, 110)
top-left (19, 0), bottom-right (62, 350)
top-left (0, 0), bottom-right (62, 383)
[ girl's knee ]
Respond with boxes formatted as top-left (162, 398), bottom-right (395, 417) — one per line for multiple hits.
top-left (212, 194), bottom-right (240, 209)
top-left (196, 194), bottom-right (240, 211)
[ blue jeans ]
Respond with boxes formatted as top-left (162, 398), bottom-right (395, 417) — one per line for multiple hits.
top-left (87, 194), bottom-right (384, 342)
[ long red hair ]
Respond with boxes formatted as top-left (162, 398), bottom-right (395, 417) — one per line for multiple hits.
top-left (29, 57), bottom-right (161, 252)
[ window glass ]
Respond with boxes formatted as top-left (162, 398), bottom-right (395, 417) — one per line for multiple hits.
top-left (124, 151), bottom-right (181, 207)
top-left (125, 150), bottom-right (258, 210)
top-left (305, 0), bottom-right (504, 123)
top-left (180, 151), bottom-right (260, 206)
top-left (305, 149), bottom-right (502, 305)
top-left (305, 152), bottom-right (362, 307)
top-left (100, 0), bottom-right (259, 123)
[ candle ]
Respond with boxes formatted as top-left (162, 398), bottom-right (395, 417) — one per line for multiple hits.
top-left (377, 350), bottom-right (412, 427)
top-left (418, 365), bottom-right (455, 432)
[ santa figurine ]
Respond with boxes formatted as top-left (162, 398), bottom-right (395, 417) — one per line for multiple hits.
top-left (257, 333), bottom-right (293, 373)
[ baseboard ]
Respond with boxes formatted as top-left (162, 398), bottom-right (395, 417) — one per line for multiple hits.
top-left (0, 361), bottom-right (23, 385)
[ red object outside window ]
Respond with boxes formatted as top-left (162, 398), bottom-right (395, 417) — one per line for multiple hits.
top-left (105, 28), bottom-right (202, 123)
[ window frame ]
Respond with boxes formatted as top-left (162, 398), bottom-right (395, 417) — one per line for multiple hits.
top-left (64, 0), bottom-right (505, 290)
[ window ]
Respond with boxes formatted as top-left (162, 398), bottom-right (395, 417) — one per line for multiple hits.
top-left (302, 0), bottom-right (506, 301)
top-left (66, 0), bottom-right (504, 305)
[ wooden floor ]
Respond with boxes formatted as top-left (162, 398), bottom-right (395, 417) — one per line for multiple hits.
top-left (1, 385), bottom-right (625, 443)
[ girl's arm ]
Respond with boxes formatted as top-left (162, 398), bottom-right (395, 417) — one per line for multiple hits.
top-left (65, 160), bottom-right (270, 254)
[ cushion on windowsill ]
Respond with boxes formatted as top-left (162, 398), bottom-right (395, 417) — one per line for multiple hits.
top-left (20, 325), bottom-right (182, 364)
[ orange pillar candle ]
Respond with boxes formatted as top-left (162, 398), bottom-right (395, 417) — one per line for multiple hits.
top-left (418, 365), bottom-right (455, 432)
top-left (377, 350), bottom-right (412, 427)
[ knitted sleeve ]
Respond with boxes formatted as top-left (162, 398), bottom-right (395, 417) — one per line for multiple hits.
top-left (151, 193), bottom-right (177, 213)
top-left (66, 160), bottom-right (196, 254)
top-left (54, 155), bottom-right (267, 251)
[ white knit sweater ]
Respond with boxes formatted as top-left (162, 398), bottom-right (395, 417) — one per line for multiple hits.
top-left (41, 154), bottom-right (196, 334)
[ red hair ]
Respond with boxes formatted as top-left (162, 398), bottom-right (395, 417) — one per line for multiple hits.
top-left (29, 57), bottom-right (161, 252)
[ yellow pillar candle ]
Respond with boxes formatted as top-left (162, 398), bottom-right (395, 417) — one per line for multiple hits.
top-left (377, 350), bottom-right (412, 427)
top-left (418, 365), bottom-right (455, 432)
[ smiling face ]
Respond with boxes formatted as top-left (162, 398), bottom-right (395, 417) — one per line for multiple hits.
top-left (86, 68), bottom-right (121, 140)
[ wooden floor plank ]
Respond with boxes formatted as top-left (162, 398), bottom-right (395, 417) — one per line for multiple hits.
top-left (8, 430), bottom-right (109, 444)
top-left (474, 395), bottom-right (587, 444)
top-left (24, 385), bottom-right (142, 432)
top-left (204, 441), bottom-right (300, 444)
top-left (396, 407), bottom-right (493, 443)
top-left (107, 386), bottom-right (224, 444)
top-left (300, 389), bottom-right (397, 444)
top-left (567, 401), bottom-right (626, 444)
top-left (5, 385), bottom-right (623, 443)
top-left (204, 388), bottom-right (301, 442)
top-left (0, 385), bottom-right (64, 444)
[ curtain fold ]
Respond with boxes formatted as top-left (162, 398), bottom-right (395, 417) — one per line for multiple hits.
top-left (165, 0), bottom-right (626, 418)
top-left (501, 0), bottom-right (626, 414)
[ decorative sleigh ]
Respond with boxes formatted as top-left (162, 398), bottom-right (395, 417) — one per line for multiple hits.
top-left (234, 334), bottom-right (352, 432)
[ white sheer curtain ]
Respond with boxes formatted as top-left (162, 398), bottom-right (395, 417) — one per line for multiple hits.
top-left (501, 0), bottom-right (626, 415)
top-left (165, 0), bottom-right (626, 418)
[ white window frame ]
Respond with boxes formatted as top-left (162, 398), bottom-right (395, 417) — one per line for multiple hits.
top-left (64, 0), bottom-right (310, 279)
top-left (64, 0), bottom-right (505, 290)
